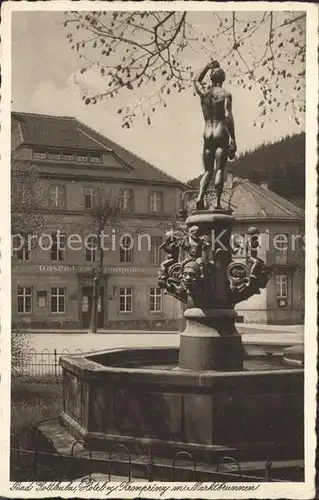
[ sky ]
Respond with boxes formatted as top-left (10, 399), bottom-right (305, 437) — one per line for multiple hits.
top-left (11, 10), bottom-right (305, 182)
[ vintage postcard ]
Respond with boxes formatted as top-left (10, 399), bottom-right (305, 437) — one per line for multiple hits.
top-left (0, 1), bottom-right (318, 498)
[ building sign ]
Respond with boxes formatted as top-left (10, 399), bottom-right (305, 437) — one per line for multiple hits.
top-left (278, 298), bottom-right (287, 308)
top-left (37, 291), bottom-right (47, 308)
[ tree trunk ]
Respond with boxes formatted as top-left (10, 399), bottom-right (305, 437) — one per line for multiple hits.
top-left (88, 221), bottom-right (104, 333)
top-left (88, 274), bottom-right (99, 334)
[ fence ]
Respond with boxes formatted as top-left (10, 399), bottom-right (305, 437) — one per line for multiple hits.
top-left (11, 432), bottom-right (305, 483)
top-left (13, 348), bottom-right (88, 377)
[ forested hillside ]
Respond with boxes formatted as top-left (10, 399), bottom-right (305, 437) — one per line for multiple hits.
top-left (189, 133), bottom-right (305, 208)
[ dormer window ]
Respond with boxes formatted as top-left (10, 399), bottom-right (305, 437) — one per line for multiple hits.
top-left (76, 154), bottom-right (88, 162)
top-left (32, 150), bottom-right (102, 163)
top-left (33, 151), bottom-right (47, 160)
top-left (48, 152), bottom-right (61, 160)
top-left (89, 154), bottom-right (102, 163)
top-left (62, 152), bottom-right (74, 161)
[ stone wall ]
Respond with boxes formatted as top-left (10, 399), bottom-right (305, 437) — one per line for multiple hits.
top-left (60, 349), bottom-right (304, 460)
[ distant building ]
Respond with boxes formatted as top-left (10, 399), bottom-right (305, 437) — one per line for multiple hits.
top-left (11, 112), bottom-right (185, 330)
top-left (226, 173), bottom-right (305, 324)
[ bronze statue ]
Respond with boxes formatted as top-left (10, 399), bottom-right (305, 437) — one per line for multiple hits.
top-left (180, 225), bottom-right (210, 279)
top-left (194, 60), bottom-right (237, 210)
top-left (246, 226), bottom-right (268, 287)
top-left (157, 230), bottom-right (180, 288)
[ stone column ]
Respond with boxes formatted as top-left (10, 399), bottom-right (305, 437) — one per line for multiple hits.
top-left (178, 210), bottom-right (245, 371)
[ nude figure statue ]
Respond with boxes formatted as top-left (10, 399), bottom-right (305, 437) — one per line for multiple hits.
top-left (194, 60), bottom-right (237, 210)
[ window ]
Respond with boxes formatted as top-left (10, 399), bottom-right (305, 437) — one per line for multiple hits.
top-left (76, 154), bottom-right (88, 162)
top-left (51, 287), bottom-right (65, 313)
top-left (149, 191), bottom-right (163, 213)
top-left (15, 234), bottom-right (30, 261)
top-left (150, 236), bottom-right (163, 264)
top-left (49, 185), bottom-right (65, 209)
top-left (276, 274), bottom-right (288, 299)
top-left (17, 286), bottom-right (32, 313)
top-left (89, 154), bottom-right (102, 164)
top-left (150, 287), bottom-right (162, 312)
top-left (32, 151), bottom-right (47, 160)
top-left (120, 236), bottom-right (133, 263)
top-left (86, 236), bottom-right (96, 263)
top-left (119, 287), bottom-right (132, 313)
top-left (33, 151), bottom-right (103, 163)
top-left (62, 152), bottom-right (74, 161)
top-left (84, 187), bottom-right (94, 209)
top-left (51, 233), bottom-right (66, 261)
top-left (275, 233), bottom-right (288, 264)
top-left (48, 152), bottom-right (61, 161)
top-left (119, 189), bottom-right (133, 212)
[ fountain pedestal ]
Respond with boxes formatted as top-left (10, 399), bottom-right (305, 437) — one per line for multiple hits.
top-left (169, 209), bottom-right (247, 371)
top-left (179, 308), bottom-right (244, 370)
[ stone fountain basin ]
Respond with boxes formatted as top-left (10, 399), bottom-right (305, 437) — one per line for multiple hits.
top-left (60, 347), bottom-right (303, 463)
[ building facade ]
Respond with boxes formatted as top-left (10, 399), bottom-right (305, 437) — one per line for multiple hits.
top-left (11, 112), bottom-right (305, 328)
top-left (228, 175), bottom-right (305, 324)
top-left (11, 112), bottom-right (185, 330)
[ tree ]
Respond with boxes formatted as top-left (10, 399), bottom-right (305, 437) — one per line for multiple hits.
top-left (11, 159), bottom-right (49, 237)
top-left (84, 187), bottom-right (122, 333)
top-left (11, 159), bottom-right (61, 362)
top-left (11, 158), bottom-right (64, 258)
top-left (63, 10), bottom-right (305, 127)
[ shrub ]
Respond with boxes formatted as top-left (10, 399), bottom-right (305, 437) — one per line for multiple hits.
top-left (11, 379), bottom-right (62, 448)
top-left (11, 326), bottom-right (32, 376)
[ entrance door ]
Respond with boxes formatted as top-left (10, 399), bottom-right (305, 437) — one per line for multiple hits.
top-left (81, 287), bottom-right (104, 329)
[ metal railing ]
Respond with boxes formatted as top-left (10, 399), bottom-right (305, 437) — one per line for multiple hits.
top-left (12, 348), bottom-right (85, 377)
top-left (10, 429), bottom-right (304, 483)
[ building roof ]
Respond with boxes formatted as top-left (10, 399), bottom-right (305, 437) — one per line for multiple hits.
top-left (11, 111), bottom-right (186, 187)
top-left (230, 177), bottom-right (305, 222)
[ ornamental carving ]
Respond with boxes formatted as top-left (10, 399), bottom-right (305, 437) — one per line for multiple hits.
top-left (157, 224), bottom-right (269, 308)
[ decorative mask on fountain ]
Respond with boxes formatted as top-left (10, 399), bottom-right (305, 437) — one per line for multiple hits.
top-left (157, 225), bottom-right (209, 304)
top-left (157, 222), bottom-right (269, 307)
top-left (227, 226), bottom-right (269, 304)
top-left (181, 260), bottom-right (205, 295)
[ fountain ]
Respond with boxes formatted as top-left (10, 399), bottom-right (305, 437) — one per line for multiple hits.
top-left (37, 59), bottom-right (304, 480)
top-left (52, 208), bottom-right (303, 480)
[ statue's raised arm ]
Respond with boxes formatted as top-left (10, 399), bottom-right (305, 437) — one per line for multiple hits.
top-left (194, 60), bottom-right (220, 96)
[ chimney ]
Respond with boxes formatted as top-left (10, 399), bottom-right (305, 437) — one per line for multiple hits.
top-left (260, 181), bottom-right (268, 190)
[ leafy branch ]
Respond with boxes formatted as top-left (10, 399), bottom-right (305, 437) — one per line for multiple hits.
top-left (63, 10), bottom-right (306, 128)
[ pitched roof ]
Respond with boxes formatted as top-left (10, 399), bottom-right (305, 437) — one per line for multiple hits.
top-left (230, 177), bottom-right (304, 222)
top-left (11, 111), bottom-right (185, 187)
